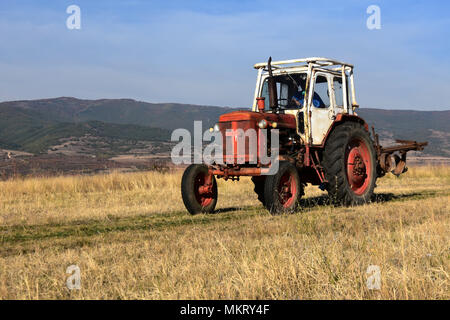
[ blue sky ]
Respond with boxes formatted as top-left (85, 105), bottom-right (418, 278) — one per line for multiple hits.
top-left (0, 0), bottom-right (449, 110)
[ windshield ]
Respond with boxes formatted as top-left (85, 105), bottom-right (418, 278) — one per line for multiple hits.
top-left (260, 73), bottom-right (308, 110)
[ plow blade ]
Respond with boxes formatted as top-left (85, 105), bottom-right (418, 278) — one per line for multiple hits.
top-left (372, 128), bottom-right (428, 177)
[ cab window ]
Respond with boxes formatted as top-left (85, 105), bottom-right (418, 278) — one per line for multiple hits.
top-left (333, 77), bottom-right (344, 107)
top-left (313, 75), bottom-right (330, 108)
top-left (261, 80), bottom-right (290, 109)
top-left (261, 80), bottom-right (270, 110)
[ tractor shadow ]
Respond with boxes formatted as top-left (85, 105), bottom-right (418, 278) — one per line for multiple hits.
top-left (371, 192), bottom-right (434, 203)
top-left (298, 191), bottom-right (430, 209)
top-left (299, 195), bottom-right (332, 208)
top-left (215, 207), bottom-right (249, 213)
top-left (214, 191), bottom-right (434, 213)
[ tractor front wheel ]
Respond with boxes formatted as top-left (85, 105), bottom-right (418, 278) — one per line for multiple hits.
top-left (322, 122), bottom-right (377, 205)
top-left (264, 161), bottom-right (302, 214)
top-left (181, 164), bottom-right (218, 214)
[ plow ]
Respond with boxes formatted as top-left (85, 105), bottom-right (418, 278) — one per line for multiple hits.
top-left (372, 129), bottom-right (427, 176)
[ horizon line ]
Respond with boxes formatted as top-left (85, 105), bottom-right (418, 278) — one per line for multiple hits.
top-left (0, 96), bottom-right (449, 112)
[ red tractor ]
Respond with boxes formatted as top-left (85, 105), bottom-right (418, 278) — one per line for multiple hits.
top-left (181, 57), bottom-right (427, 214)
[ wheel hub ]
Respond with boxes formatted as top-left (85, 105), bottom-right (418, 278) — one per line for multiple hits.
top-left (278, 173), bottom-right (296, 208)
top-left (346, 139), bottom-right (372, 195)
top-left (194, 173), bottom-right (214, 207)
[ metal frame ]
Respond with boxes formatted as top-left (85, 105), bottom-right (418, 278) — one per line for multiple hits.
top-left (252, 57), bottom-right (358, 113)
top-left (253, 57), bottom-right (354, 69)
top-left (252, 57), bottom-right (359, 146)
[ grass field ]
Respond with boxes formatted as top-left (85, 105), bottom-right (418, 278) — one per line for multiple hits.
top-left (0, 166), bottom-right (448, 299)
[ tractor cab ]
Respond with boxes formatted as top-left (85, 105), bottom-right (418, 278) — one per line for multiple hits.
top-left (252, 57), bottom-right (359, 146)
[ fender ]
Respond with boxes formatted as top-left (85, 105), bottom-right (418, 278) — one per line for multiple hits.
top-left (318, 113), bottom-right (369, 148)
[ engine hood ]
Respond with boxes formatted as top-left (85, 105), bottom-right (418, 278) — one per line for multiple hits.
top-left (219, 110), bottom-right (296, 129)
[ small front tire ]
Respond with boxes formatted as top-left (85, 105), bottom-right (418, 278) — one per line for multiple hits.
top-left (181, 164), bottom-right (218, 214)
top-left (264, 161), bottom-right (302, 214)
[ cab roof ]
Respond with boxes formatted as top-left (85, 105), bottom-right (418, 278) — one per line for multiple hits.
top-left (254, 57), bottom-right (353, 72)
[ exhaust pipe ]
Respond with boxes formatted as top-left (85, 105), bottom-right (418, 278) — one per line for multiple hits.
top-left (267, 57), bottom-right (278, 111)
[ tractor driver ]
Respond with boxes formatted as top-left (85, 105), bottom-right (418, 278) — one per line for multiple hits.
top-left (291, 90), bottom-right (326, 108)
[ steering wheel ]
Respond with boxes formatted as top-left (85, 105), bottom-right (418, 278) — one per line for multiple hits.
top-left (277, 98), bottom-right (289, 108)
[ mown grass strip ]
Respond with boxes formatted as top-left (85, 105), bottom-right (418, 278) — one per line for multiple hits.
top-left (0, 188), bottom-right (446, 257)
top-left (0, 208), bottom-right (262, 247)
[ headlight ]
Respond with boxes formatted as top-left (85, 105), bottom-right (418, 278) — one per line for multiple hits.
top-left (271, 122), bottom-right (278, 128)
top-left (258, 119), bottom-right (268, 129)
top-left (213, 123), bottom-right (220, 132)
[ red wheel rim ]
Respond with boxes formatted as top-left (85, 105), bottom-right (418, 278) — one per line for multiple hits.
top-left (193, 172), bottom-right (214, 207)
top-left (278, 171), bottom-right (297, 208)
top-left (345, 138), bottom-right (372, 195)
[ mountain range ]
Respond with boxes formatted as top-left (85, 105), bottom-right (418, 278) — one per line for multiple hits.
top-left (0, 97), bottom-right (448, 158)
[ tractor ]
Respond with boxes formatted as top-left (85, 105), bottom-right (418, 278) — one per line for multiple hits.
top-left (181, 57), bottom-right (427, 214)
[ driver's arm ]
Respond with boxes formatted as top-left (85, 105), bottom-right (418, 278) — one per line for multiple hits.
top-left (291, 92), bottom-right (303, 107)
top-left (291, 96), bottom-right (301, 107)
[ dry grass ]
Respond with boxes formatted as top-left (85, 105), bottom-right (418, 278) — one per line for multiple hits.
top-left (0, 166), bottom-right (448, 299)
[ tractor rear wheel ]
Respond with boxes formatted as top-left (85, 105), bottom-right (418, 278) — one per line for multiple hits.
top-left (322, 122), bottom-right (377, 205)
top-left (264, 161), bottom-right (302, 214)
top-left (181, 164), bottom-right (218, 214)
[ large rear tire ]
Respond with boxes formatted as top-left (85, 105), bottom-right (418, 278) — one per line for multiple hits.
top-left (181, 164), bottom-right (218, 214)
top-left (264, 161), bottom-right (302, 214)
top-left (322, 122), bottom-right (377, 205)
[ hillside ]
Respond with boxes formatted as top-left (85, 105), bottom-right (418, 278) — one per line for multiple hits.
top-left (357, 108), bottom-right (450, 157)
top-left (0, 101), bottom-right (171, 155)
top-left (0, 97), bottom-right (448, 157)
top-left (0, 97), bottom-right (233, 131)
